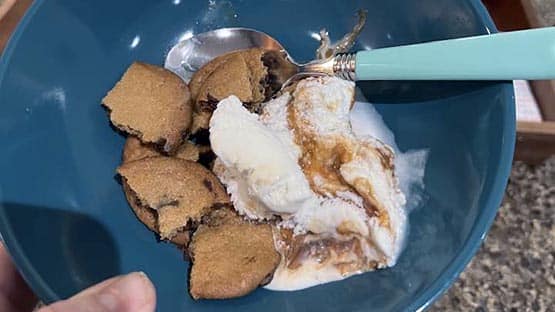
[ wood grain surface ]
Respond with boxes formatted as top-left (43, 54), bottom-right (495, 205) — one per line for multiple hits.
top-left (515, 121), bottom-right (555, 164)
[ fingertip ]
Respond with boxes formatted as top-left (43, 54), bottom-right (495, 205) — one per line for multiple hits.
top-left (42, 272), bottom-right (156, 312)
top-left (139, 272), bottom-right (157, 311)
top-left (117, 272), bottom-right (156, 312)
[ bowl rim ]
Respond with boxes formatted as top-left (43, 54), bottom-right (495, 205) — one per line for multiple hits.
top-left (0, 0), bottom-right (516, 310)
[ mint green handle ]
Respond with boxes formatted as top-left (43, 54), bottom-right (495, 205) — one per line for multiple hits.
top-left (355, 28), bottom-right (555, 80)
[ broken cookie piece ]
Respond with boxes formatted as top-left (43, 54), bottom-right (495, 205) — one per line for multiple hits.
top-left (117, 157), bottom-right (229, 240)
top-left (121, 137), bottom-right (201, 247)
top-left (122, 136), bottom-right (200, 163)
top-left (122, 181), bottom-right (191, 247)
top-left (189, 208), bottom-right (280, 299)
top-left (196, 54), bottom-right (253, 114)
top-left (190, 48), bottom-right (284, 133)
top-left (102, 62), bottom-right (193, 153)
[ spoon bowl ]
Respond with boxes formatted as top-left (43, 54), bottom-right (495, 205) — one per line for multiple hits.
top-left (165, 28), bottom-right (283, 82)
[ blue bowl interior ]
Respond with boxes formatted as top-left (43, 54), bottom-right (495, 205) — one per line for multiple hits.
top-left (0, 1), bottom-right (514, 311)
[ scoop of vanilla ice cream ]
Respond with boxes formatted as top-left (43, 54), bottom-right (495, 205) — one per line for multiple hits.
top-left (209, 77), bottom-right (408, 291)
top-left (209, 96), bottom-right (313, 215)
top-left (340, 139), bottom-right (407, 261)
top-left (210, 95), bottom-right (372, 237)
top-left (290, 77), bottom-right (354, 136)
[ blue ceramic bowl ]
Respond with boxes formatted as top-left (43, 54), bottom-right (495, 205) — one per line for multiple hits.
top-left (0, 0), bottom-right (515, 311)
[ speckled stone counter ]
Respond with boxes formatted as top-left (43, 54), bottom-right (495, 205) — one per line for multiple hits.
top-left (431, 157), bottom-right (555, 311)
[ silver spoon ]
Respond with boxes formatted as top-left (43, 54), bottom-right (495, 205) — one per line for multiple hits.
top-left (165, 28), bottom-right (284, 82)
top-left (165, 27), bottom-right (555, 84)
top-left (165, 27), bottom-right (362, 86)
top-left (165, 11), bottom-right (367, 84)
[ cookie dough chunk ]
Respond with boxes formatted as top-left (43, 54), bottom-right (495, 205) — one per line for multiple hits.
top-left (190, 49), bottom-right (272, 133)
top-left (102, 62), bottom-right (193, 153)
top-left (122, 136), bottom-right (200, 163)
top-left (189, 208), bottom-right (280, 299)
top-left (118, 157), bottom-right (229, 240)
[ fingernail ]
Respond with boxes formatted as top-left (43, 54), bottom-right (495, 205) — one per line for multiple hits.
top-left (97, 272), bottom-right (156, 312)
top-left (136, 271), bottom-right (149, 279)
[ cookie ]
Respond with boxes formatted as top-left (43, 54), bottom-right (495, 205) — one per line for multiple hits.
top-left (122, 136), bottom-right (200, 163)
top-left (117, 157), bottom-right (229, 240)
top-left (189, 55), bottom-right (229, 101)
top-left (241, 48), bottom-right (268, 104)
top-left (102, 62), bottom-right (193, 153)
top-left (189, 208), bottom-right (280, 299)
top-left (190, 48), bottom-right (274, 133)
top-left (122, 181), bottom-right (191, 247)
top-left (192, 54), bottom-right (254, 133)
top-left (189, 49), bottom-right (266, 102)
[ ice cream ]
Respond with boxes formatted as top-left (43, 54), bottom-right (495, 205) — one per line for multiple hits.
top-left (210, 95), bottom-right (312, 217)
top-left (209, 76), bottom-right (407, 291)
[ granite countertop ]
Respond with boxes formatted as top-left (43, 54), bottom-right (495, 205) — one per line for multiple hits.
top-left (431, 157), bottom-right (555, 311)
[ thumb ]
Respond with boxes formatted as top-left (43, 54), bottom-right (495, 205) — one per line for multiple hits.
top-left (38, 272), bottom-right (156, 312)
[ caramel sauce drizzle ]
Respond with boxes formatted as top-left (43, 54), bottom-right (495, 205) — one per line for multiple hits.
top-left (277, 86), bottom-right (398, 275)
top-left (277, 228), bottom-right (381, 276)
top-left (286, 92), bottom-right (391, 226)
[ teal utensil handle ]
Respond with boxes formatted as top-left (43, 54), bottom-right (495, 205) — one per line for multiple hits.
top-left (355, 27), bottom-right (555, 80)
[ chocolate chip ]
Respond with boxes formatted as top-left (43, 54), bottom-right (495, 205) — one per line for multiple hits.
top-left (198, 150), bottom-right (216, 169)
top-left (243, 256), bottom-right (256, 264)
top-left (203, 179), bottom-right (214, 192)
top-left (198, 94), bottom-right (220, 112)
top-left (261, 51), bottom-right (282, 70)
top-left (190, 129), bottom-right (210, 145)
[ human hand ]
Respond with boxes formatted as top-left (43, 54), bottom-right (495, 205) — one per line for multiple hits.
top-left (0, 242), bottom-right (36, 311)
top-left (1, 243), bottom-right (156, 312)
